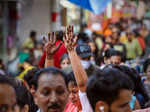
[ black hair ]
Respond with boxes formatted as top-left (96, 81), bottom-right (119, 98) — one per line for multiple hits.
top-left (86, 68), bottom-right (134, 110)
top-left (33, 67), bottom-right (68, 90)
top-left (60, 53), bottom-right (69, 64)
top-left (15, 83), bottom-right (38, 112)
top-left (103, 48), bottom-right (115, 59)
top-left (104, 65), bottom-right (150, 107)
top-left (66, 72), bottom-right (77, 87)
top-left (143, 58), bottom-right (150, 73)
top-left (78, 32), bottom-right (89, 43)
top-left (95, 55), bottom-right (104, 66)
top-left (0, 74), bottom-right (15, 88)
top-left (104, 42), bottom-right (113, 48)
top-left (24, 68), bottom-right (39, 88)
top-left (30, 31), bottom-right (36, 37)
top-left (111, 50), bottom-right (122, 58)
top-left (55, 31), bottom-right (64, 41)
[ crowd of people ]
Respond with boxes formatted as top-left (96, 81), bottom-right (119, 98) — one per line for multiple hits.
top-left (1, 17), bottom-right (150, 112)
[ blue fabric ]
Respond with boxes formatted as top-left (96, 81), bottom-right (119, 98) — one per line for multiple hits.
top-left (135, 93), bottom-right (145, 108)
top-left (129, 95), bottom-right (136, 110)
top-left (68, 0), bottom-right (93, 11)
top-left (68, 0), bottom-right (112, 14)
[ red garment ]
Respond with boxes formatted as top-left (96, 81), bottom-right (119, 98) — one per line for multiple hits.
top-left (64, 100), bottom-right (77, 112)
top-left (38, 40), bottom-right (67, 68)
top-left (54, 40), bottom-right (67, 68)
top-left (38, 51), bottom-right (46, 68)
top-left (137, 37), bottom-right (146, 51)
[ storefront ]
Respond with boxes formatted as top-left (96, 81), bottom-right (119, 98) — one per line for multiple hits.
top-left (0, 0), bottom-right (18, 62)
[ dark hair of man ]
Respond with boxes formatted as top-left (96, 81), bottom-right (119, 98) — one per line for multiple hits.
top-left (66, 72), bottom-right (77, 87)
top-left (0, 74), bottom-right (15, 88)
top-left (113, 65), bottom-right (150, 106)
top-left (33, 67), bottom-right (68, 90)
top-left (86, 68), bottom-right (134, 110)
top-left (78, 32), bottom-right (89, 42)
top-left (104, 48), bottom-right (115, 59)
top-left (55, 31), bottom-right (64, 41)
top-left (143, 58), bottom-right (150, 73)
top-left (15, 83), bottom-right (38, 112)
top-left (104, 42), bottom-right (113, 48)
top-left (24, 68), bottom-right (39, 89)
top-left (30, 31), bottom-right (36, 37)
top-left (111, 50), bottom-right (122, 58)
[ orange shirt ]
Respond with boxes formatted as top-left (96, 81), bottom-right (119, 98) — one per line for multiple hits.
top-left (104, 28), bottom-right (112, 37)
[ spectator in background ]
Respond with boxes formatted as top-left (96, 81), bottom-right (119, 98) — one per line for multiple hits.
top-left (17, 55), bottom-right (34, 81)
top-left (111, 31), bottom-right (126, 61)
top-left (77, 33), bottom-right (89, 45)
top-left (110, 50), bottom-right (122, 65)
top-left (83, 23), bottom-right (92, 38)
top-left (134, 30), bottom-right (146, 56)
top-left (87, 40), bottom-right (99, 64)
top-left (22, 30), bottom-right (37, 50)
top-left (76, 44), bottom-right (99, 77)
top-left (124, 32), bottom-right (142, 60)
top-left (60, 53), bottom-right (71, 69)
top-left (60, 54), bottom-right (72, 74)
top-left (101, 48), bottom-right (114, 69)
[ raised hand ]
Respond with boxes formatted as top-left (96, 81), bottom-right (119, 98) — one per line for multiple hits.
top-left (43, 32), bottom-right (62, 59)
top-left (64, 25), bottom-right (78, 52)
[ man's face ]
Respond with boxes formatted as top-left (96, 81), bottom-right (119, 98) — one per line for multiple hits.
top-left (111, 56), bottom-right (121, 65)
top-left (0, 84), bottom-right (16, 112)
top-left (97, 90), bottom-right (132, 112)
top-left (35, 73), bottom-right (68, 112)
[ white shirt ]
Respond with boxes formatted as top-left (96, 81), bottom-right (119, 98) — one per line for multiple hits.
top-left (78, 90), bottom-right (93, 112)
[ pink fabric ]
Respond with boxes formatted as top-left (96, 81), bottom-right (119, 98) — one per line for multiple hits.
top-left (134, 108), bottom-right (150, 112)
top-left (64, 100), bottom-right (77, 112)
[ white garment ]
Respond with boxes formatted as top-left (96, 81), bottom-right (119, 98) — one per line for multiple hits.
top-left (37, 109), bottom-right (41, 112)
top-left (81, 60), bottom-right (91, 69)
top-left (78, 90), bottom-right (93, 112)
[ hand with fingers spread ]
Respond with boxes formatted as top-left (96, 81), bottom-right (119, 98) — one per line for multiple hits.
top-left (43, 32), bottom-right (62, 60)
top-left (64, 25), bottom-right (78, 52)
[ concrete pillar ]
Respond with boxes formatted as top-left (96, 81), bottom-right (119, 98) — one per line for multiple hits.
top-left (50, 0), bottom-right (62, 31)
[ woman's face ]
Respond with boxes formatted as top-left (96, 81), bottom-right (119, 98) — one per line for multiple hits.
top-left (68, 82), bottom-right (81, 107)
top-left (60, 58), bottom-right (71, 69)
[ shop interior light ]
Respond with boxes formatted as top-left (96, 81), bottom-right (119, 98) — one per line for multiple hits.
top-left (60, 0), bottom-right (75, 9)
